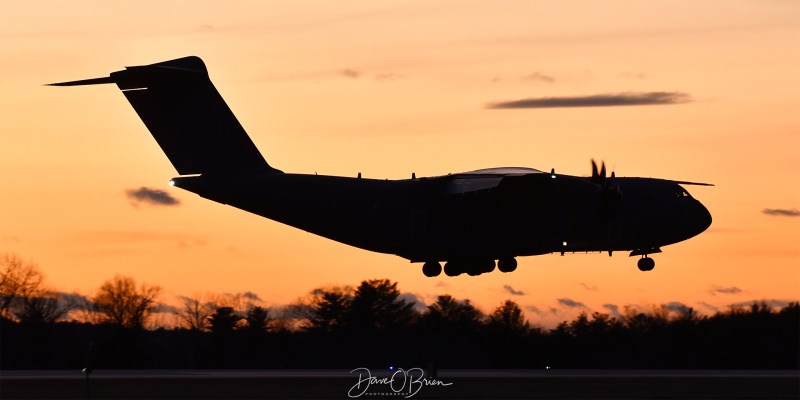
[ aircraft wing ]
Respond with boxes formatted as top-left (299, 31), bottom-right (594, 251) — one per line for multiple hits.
top-left (438, 167), bottom-right (548, 197)
top-left (436, 167), bottom-right (601, 200)
top-left (440, 175), bottom-right (504, 196)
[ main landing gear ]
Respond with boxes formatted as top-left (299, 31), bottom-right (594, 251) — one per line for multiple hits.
top-left (497, 257), bottom-right (517, 273)
top-left (422, 261), bottom-right (442, 277)
top-left (631, 248), bottom-right (660, 272)
top-left (421, 257), bottom-right (517, 277)
top-left (637, 256), bottom-right (655, 272)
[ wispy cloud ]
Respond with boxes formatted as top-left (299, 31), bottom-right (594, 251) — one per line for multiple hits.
top-left (399, 292), bottom-right (428, 312)
top-left (502, 285), bottom-right (525, 296)
top-left (602, 303), bottom-right (621, 318)
top-left (177, 239), bottom-right (207, 249)
top-left (196, 24), bottom-right (215, 33)
top-left (698, 301), bottom-right (719, 312)
top-left (60, 292), bottom-right (94, 310)
top-left (557, 298), bottom-right (586, 308)
top-left (69, 231), bottom-right (204, 247)
top-left (154, 303), bottom-right (179, 314)
top-left (374, 72), bottom-right (404, 82)
top-left (525, 305), bottom-right (544, 315)
top-left (579, 283), bottom-right (599, 291)
top-left (762, 208), bottom-right (800, 217)
top-left (337, 69), bottom-right (404, 82)
top-left (126, 187), bottom-right (180, 207)
top-left (215, 291), bottom-right (270, 310)
top-left (710, 285), bottom-right (743, 295)
top-left (663, 301), bottom-right (691, 314)
top-left (728, 299), bottom-right (794, 310)
top-left (340, 69), bottom-right (361, 79)
top-left (242, 291), bottom-right (263, 302)
top-left (487, 91), bottom-right (691, 109)
top-left (522, 72), bottom-right (555, 83)
top-left (621, 72), bottom-right (648, 79)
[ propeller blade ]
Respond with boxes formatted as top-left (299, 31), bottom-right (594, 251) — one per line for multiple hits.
top-left (590, 159), bottom-right (612, 186)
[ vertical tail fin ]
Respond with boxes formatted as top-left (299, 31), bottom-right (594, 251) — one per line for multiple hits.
top-left (49, 56), bottom-right (281, 175)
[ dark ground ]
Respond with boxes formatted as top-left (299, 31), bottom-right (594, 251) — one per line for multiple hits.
top-left (1, 370), bottom-right (798, 399)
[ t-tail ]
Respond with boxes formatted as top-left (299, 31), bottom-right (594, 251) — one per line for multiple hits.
top-left (48, 56), bottom-right (281, 175)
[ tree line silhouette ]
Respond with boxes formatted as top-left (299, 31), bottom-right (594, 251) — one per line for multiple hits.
top-left (1, 253), bottom-right (798, 370)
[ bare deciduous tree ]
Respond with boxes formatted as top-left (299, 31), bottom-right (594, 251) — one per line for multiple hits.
top-left (13, 290), bottom-right (75, 324)
top-left (93, 275), bottom-right (161, 329)
top-left (174, 291), bottom-right (266, 331)
top-left (271, 303), bottom-right (315, 331)
top-left (176, 294), bottom-right (216, 331)
top-left (0, 253), bottom-right (44, 319)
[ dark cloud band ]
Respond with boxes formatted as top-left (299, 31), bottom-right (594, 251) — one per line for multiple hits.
top-left (487, 91), bottom-right (691, 109)
top-left (762, 208), bottom-right (800, 217)
top-left (711, 285), bottom-right (742, 295)
top-left (503, 285), bottom-right (525, 296)
top-left (557, 298), bottom-right (585, 308)
top-left (126, 187), bottom-right (180, 206)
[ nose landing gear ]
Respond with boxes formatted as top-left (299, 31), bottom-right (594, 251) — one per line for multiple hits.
top-left (631, 248), bottom-right (660, 272)
top-left (637, 256), bottom-right (655, 271)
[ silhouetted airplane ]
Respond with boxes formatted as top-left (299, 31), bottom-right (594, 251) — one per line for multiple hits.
top-left (50, 56), bottom-right (712, 277)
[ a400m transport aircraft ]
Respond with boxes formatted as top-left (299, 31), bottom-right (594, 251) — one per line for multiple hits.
top-left (50, 56), bottom-right (713, 278)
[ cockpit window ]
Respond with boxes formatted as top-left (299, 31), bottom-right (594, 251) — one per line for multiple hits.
top-left (676, 187), bottom-right (692, 198)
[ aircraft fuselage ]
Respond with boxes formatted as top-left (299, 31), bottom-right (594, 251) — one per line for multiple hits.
top-left (171, 170), bottom-right (712, 264)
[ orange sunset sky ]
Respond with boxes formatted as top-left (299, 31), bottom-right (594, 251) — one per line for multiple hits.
top-left (1, 1), bottom-right (798, 327)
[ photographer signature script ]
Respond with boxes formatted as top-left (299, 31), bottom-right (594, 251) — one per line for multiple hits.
top-left (348, 367), bottom-right (453, 398)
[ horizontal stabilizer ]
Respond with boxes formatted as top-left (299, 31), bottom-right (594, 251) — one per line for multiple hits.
top-left (47, 77), bottom-right (115, 86)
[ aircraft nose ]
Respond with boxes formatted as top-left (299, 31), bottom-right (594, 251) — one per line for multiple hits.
top-left (695, 201), bottom-right (712, 234)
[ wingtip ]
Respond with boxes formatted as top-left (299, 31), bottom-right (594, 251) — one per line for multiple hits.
top-left (672, 180), bottom-right (715, 187)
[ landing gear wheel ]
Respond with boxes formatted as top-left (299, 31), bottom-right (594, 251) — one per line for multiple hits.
top-left (422, 261), bottom-right (442, 277)
top-left (497, 257), bottom-right (517, 273)
top-left (637, 257), bottom-right (655, 272)
top-left (444, 261), bottom-right (461, 277)
top-left (482, 260), bottom-right (496, 274)
top-left (466, 260), bottom-right (483, 276)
